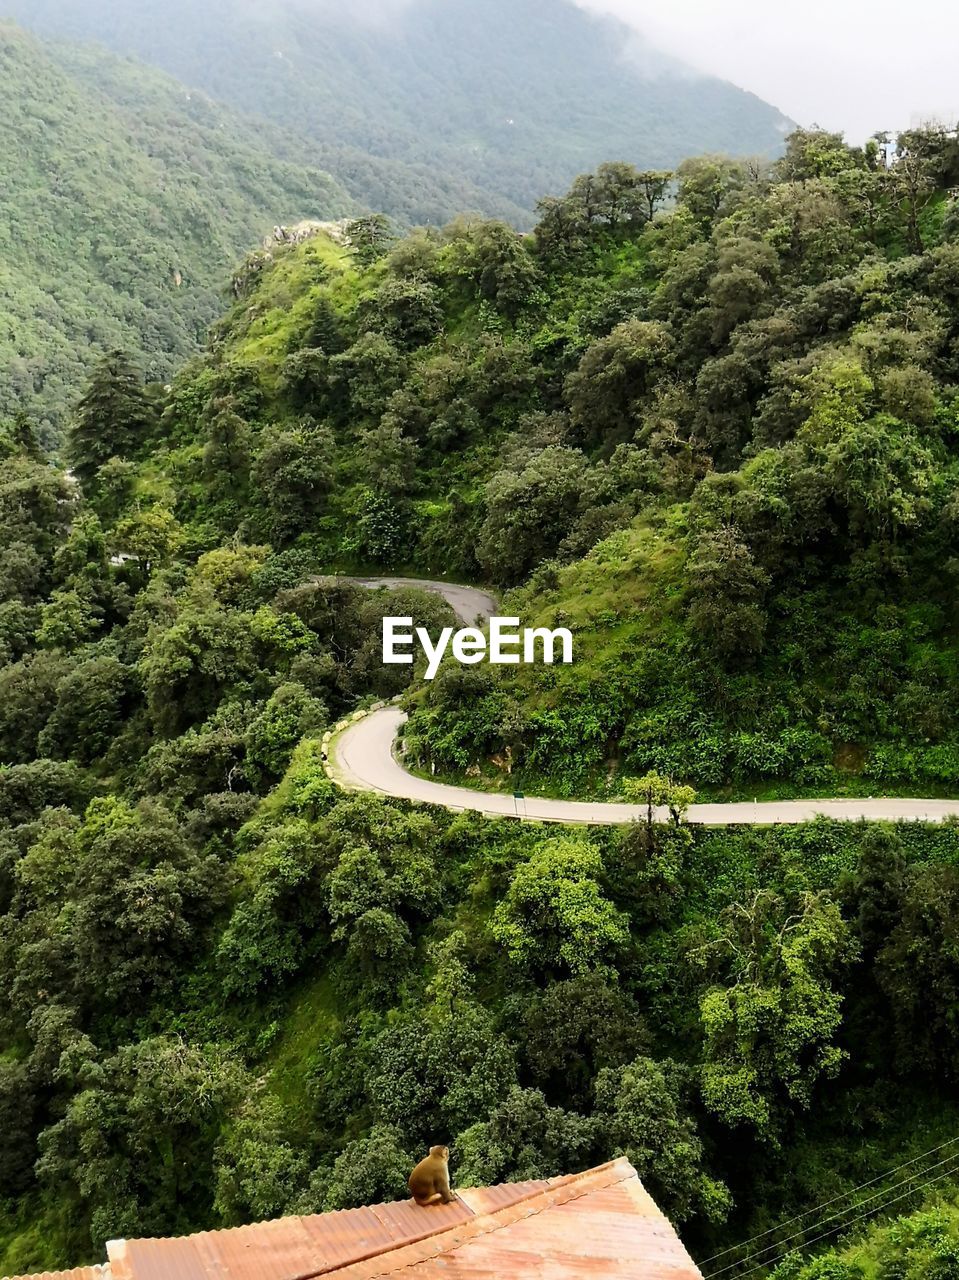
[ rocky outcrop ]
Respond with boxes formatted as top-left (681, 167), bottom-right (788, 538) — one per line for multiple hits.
top-left (265, 218), bottom-right (351, 248)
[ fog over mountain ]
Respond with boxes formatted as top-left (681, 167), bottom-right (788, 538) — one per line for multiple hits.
top-left (576, 0), bottom-right (959, 141)
top-left (237, 0), bottom-right (415, 17)
top-left (10, 0), bottom-right (792, 226)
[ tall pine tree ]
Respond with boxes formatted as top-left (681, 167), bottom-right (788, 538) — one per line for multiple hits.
top-left (68, 351), bottom-right (154, 490)
top-left (11, 412), bottom-right (43, 461)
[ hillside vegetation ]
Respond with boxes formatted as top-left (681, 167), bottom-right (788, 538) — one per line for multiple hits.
top-left (86, 124), bottom-right (959, 797)
top-left (10, 0), bottom-right (792, 226)
top-left (0, 23), bottom-right (353, 436)
top-left (404, 128), bottom-right (959, 799)
top-left (3, 130), bottom-right (959, 1277)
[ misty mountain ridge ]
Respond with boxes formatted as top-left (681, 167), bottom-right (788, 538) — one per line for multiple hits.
top-left (11, 0), bottom-right (793, 226)
top-left (0, 22), bottom-right (353, 434)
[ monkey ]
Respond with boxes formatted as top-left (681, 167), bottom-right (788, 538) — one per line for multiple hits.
top-left (408, 1145), bottom-right (454, 1206)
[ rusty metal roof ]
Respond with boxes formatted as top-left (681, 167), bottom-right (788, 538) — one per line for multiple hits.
top-left (326, 1161), bottom-right (702, 1280)
top-left (7, 1160), bottom-right (703, 1280)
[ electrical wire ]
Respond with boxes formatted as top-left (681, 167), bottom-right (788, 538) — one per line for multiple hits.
top-left (720, 1159), bottom-right (959, 1280)
top-left (698, 1134), bottom-right (959, 1266)
top-left (704, 1155), bottom-right (959, 1280)
top-left (706, 1150), bottom-right (959, 1280)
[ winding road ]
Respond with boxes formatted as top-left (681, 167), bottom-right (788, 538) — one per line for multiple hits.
top-left (336, 577), bottom-right (959, 826)
top-left (345, 577), bottom-right (497, 627)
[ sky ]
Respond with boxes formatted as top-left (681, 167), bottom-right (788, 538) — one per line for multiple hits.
top-left (575, 0), bottom-right (959, 142)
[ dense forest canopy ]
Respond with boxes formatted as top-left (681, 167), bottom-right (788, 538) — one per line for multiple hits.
top-left (0, 23), bottom-right (353, 437)
top-left (68, 123), bottom-right (959, 799)
top-left (3, 124), bottom-right (959, 1278)
top-left (8, 0), bottom-right (792, 225)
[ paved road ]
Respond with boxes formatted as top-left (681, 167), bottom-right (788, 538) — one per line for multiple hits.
top-left (344, 577), bottom-right (497, 627)
top-left (330, 706), bottom-right (959, 827)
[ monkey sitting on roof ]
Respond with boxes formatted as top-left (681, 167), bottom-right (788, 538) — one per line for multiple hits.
top-left (409, 1146), bottom-right (454, 1206)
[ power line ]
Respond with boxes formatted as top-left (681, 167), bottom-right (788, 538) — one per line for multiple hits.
top-left (706, 1150), bottom-right (959, 1280)
top-left (705, 1156), bottom-right (959, 1280)
top-left (723, 1159), bottom-right (959, 1280)
top-left (699, 1134), bottom-right (959, 1266)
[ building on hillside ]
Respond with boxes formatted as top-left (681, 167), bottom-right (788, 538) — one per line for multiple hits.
top-left (6, 1158), bottom-right (704, 1280)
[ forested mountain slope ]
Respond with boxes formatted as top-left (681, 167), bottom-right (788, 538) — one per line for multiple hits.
top-left (10, 0), bottom-right (793, 225)
top-left (0, 23), bottom-right (353, 436)
top-left (95, 127), bottom-right (959, 799)
top-left (4, 133), bottom-right (959, 1276)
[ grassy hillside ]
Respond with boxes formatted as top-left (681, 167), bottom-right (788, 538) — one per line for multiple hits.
top-left (9, 0), bottom-right (793, 225)
top-left (0, 23), bottom-right (354, 437)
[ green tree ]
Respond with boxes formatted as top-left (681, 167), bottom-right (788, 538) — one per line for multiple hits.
top-left (111, 505), bottom-right (182, 570)
top-left (0, 456), bottom-right (75, 566)
top-left (69, 351), bottom-right (155, 489)
top-left (445, 219), bottom-right (541, 317)
top-left (477, 447), bottom-right (589, 585)
top-left (95, 456), bottom-right (138, 521)
top-left (676, 155), bottom-right (751, 228)
top-left (354, 488), bottom-right (409, 565)
top-left (514, 974), bottom-right (647, 1110)
top-left (695, 890), bottom-right (857, 1134)
top-left (216, 819), bottom-right (330, 996)
top-left (36, 588), bottom-right (104, 652)
top-left (0, 651), bottom-right (69, 763)
top-left (491, 835), bottom-right (629, 978)
top-left (319, 1125), bottom-right (412, 1211)
top-left (6, 797), bottom-right (227, 1016)
top-left (0, 541), bottom-right (45, 607)
top-left (0, 599), bottom-right (39, 666)
top-left (362, 279), bottom-right (444, 348)
top-left (594, 1055), bottom-right (731, 1224)
top-left (202, 402), bottom-right (252, 502)
top-left (777, 129), bottom-right (859, 181)
top-left (245, 683), bottom-right (327, 787)
top-left (38, 656), bottom-right (135, 764)
top-left (875, 864), bottom-right (959, 1077)
top-left (618, 774), bottom-right (698, 922)
top-left (455, 1087), bottom-right (597, 1186)
top-left (0, 1060), bottom-right (38, 1199)
top-left (0, 760), bottom-right (89, 827)
top-left (346, 214), bottom-right (397, 266)
top-left (213, 1092), bottom-right (309, 1225)
top-left (9, 412), bottom-right (44, 462)
top-left (137, 605), bottom-right (259, 735)
top-left (368, 1006), bottom-right (517, 1144)
top-left (685, 525), bottom-right (771, 660)
top-left (36, 1037), bottom-right (246, 1249)
top-left (623, 771), bottom-right (697, 826)
top-left (252, 423), bottom-right (336, 545)
top-left (566, 319), bottom-right (673, 447)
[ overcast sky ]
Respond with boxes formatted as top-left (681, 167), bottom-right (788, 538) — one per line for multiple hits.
top-left (576, 0), bottom-right (959, 141)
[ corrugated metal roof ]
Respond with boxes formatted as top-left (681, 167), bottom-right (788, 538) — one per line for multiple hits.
top-left (328, 1161), bottom-right (701, 1280)
top-left (8, 1160), bottom-right (703, 1280)
top-left (455, 1176), bottom-right (556, 1216)
top-left (104, 1175), bottom-right (553, 1280)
